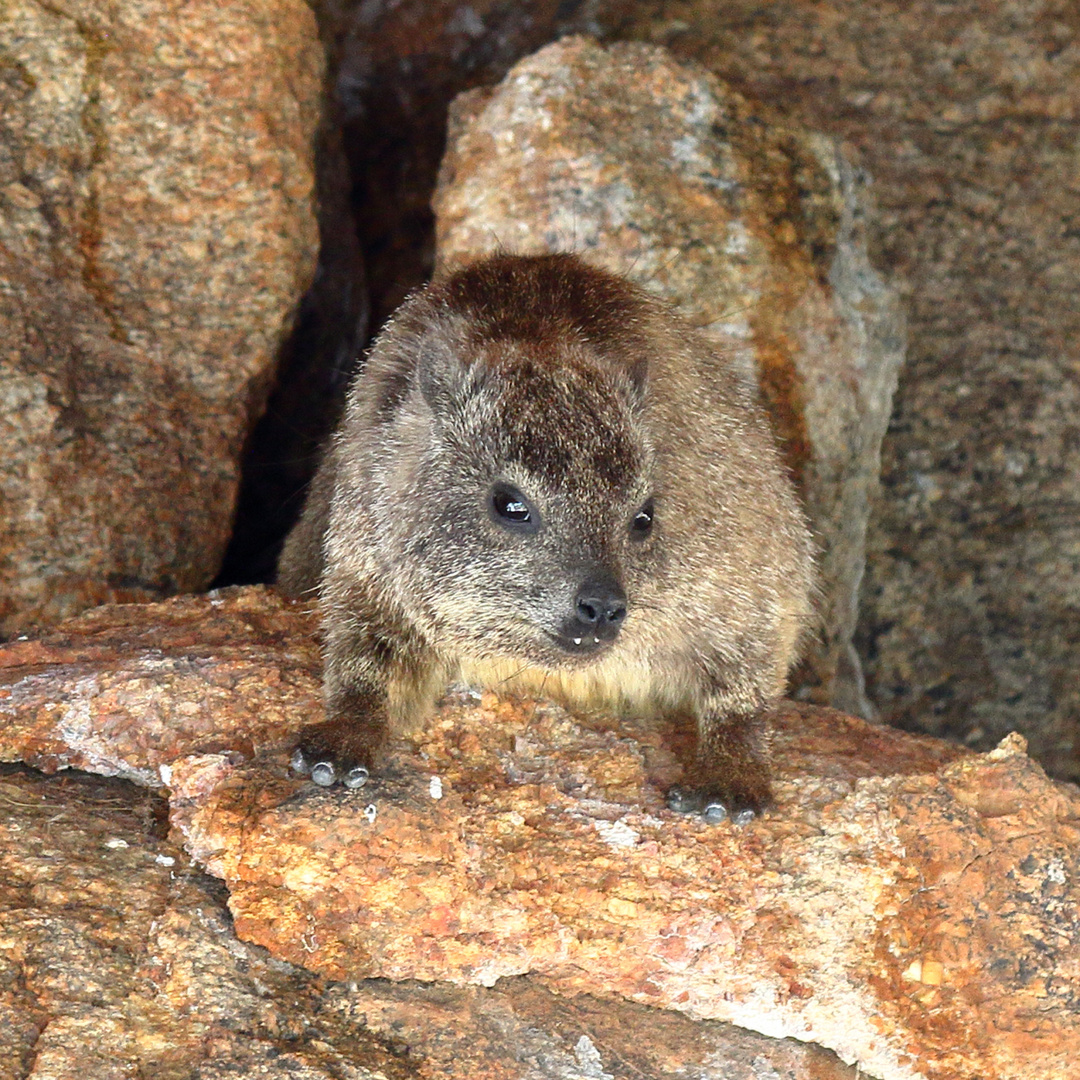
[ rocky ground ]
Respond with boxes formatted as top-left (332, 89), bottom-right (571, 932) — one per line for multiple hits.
top-left (3, 588), bottom-right (1077, 1080)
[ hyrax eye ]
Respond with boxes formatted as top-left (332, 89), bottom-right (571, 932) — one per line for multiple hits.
top-left (490, 484), bottom-right (540, 533)
top-left (630, 498), bottom-right (654, 538)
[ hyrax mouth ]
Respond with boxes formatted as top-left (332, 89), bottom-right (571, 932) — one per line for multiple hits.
top-left (545, 628), bottom-right (612, 656)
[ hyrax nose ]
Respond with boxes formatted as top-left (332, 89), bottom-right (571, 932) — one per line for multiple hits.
top-left (571, 572), bottom-right (627, 645)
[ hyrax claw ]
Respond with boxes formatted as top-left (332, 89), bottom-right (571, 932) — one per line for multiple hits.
top-left (310, 762), bottom-right (336, 787)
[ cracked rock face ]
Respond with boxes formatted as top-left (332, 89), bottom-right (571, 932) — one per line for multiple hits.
top-left (0, 587), bottom-right (321, 788)
top-left (0, 773), bottom-right (856, 1080)
top-left (171, 699), bottom-right (1079, 1080)
top-left (3, 589), bottom-right (1079, 1080)
top-left (0, 0), bottom-right (322, 635)
top-left (0, 765), bottom-right (410, 1080)
top-left (0, 594), bottom-right (857, 1080)
top-left (434, 36), bottom-right (906, 717)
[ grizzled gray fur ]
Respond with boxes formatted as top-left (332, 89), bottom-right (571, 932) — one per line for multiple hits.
top-left (278, 252), bottom-right (814, 821)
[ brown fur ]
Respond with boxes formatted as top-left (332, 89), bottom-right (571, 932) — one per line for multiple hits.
top-left (278, 252), bottom-right (815, 819)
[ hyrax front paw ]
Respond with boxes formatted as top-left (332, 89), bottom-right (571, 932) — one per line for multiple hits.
top-left (290, 720), bottom-right (372, 789)
top-left (666, 761), bottom-right (772, 825)
top-left (666, 783), bottom-right (767, 825)
top-left (669, 714), bottom-right (774, 824)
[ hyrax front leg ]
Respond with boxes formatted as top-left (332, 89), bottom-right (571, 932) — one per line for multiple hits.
top-left (292, 682), bottom-right (387, 789)
top-left (666, 705), bottom-right (773, 825)
top-left (291, 586), bottom-right (432, 790)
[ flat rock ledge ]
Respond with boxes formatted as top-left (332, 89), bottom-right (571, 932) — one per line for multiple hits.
top-left (2, 588), bottom-right (1078, 1080)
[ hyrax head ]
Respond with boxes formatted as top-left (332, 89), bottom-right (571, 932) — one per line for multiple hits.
top-left (372, 254), bottom-right (658, 668)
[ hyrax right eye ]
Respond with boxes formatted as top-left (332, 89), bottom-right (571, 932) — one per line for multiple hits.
top-left (489, 484), bottom-right (540, 534)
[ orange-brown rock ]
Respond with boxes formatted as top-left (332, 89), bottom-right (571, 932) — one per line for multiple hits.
top-left (336, 977), bottom-right (859, 1080)
top-left (0, 587), bottom-right (320, 787)
top-left (2, 589), bottom-right (1076, 1079)
top-left (0, 0), bottom-right (322, 634)
top-left (0, 589), bottom-right (860, 1078)
top-left (434, 36), bottom-right (905, 716)
top-left (171, 703), bottom-right (1080, 1080)
top-left (0, 767), bottom-right (856, 1080)
top-left (0, 765), bottom-right (414, 1079)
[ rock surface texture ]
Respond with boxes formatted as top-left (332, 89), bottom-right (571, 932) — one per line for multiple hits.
top-left (3, 589), bottom-right (1079, 1080)
top-left (559, 0), bottom-right (1080, 782)
top-left (0, 766), bottom-right (410, 1080)
top-left (0, 0), bottom-right (322, 634)
top-left (0, 591), bottom-right (858, 1079)
top-left (0, 587), bottom-right (321, 787)
top-left (0, 775), bottom-right (857, 1080)
top-left (434, 37), bottom-right (905, 716)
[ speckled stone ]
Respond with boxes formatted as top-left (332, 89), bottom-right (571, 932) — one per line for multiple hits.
top-left (0, 766), bottom-right (407, 1080)
top-left (172, 702), bottom-right (1078, 1080)
top-left (434, 37), bottom-right (906, 715)
top-left (0, 586), bottom-right (321, 787)
top-left (0, 588), bottom-right (861, 1080)
top-left (331, 978), bottom-right (860, 1080)
top-left (0, 770), bottom-right (860, 1080)
top-left (0, 0), bottom-right (323, 633)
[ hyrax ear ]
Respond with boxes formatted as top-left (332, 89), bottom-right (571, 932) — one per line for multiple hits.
top-left (416, 336), bottom-right (456, 409)
top-left (618, 351), bottom-right (649, 407)
top-left (415, 324), bottom-right (486, 413)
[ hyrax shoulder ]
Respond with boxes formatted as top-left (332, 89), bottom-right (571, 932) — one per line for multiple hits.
top-left (278, 252), bottom-right (815, 822)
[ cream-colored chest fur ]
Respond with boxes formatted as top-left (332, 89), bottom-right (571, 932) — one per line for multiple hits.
top-left (454, 651), bottom-right (695, 718)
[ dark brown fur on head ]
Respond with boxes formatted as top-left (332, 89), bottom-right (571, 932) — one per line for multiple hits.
top-left (278, 252), bottom-right (815, 822)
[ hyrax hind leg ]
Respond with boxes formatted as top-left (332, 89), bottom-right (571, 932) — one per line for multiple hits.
top-left (666, 703), bottom-right (773, 825)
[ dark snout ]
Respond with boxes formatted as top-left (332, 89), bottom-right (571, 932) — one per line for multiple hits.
top-left (554, 571), bottom-right (627, 654)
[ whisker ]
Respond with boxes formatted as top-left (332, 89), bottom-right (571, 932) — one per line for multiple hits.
top-left (629, 600), bottom-right (666, 613)
top-left (621, 247), bottom-right (644, 278)
top-left (639, 243), bottom-right (691, 287)
top-left (497, 664), bottom-right (530, 686)
top-left (690, 299), bottom-right (761, 330)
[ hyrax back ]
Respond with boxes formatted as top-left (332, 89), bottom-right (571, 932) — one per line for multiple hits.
top-left (278, 252), bottom-right (814, 822)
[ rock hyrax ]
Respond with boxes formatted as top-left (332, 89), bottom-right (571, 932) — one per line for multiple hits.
top-left (278, 252), bottom-right (814, 822)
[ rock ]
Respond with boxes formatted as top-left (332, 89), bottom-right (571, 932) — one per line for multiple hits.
top-left (0, 0), bottom-right (323, 634)
top-left (0, 586), bottom-right (320, 787)
top-left (433, 37), bottom-right (906, 716)
top-left (3, 589), bottom-right (1078, 1079)
top-left (170, 697), bottom-right (1079, 1080)
top-left (333, 977), bottom-right (860, 1080)
top-left (216, 105), bottom-right (371, 587)
top-left (0, 766), bottom-right (408, 1080)
top-left (0, 769), bottom-right (856, 1080)
top-left (559, 0), bottom-right (1080, 781)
